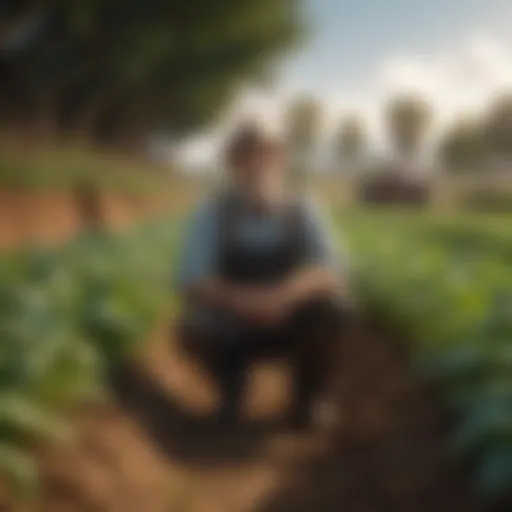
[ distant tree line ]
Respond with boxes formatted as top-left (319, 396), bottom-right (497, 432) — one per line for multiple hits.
top-left (286, 92), bottom-right (512, 174)
top-left (0, 0), bottom-right (303, 149)
top-left (440, 95), bottom-right (512, 172)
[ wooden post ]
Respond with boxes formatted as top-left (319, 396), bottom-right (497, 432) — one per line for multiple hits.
top-left (74, 179), bottom-right (105, 232)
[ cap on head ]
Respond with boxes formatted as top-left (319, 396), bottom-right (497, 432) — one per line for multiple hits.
top-left (225, 122), bottom-right (283, 168)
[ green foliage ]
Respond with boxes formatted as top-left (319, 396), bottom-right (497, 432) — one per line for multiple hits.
top-left (342, 209), bottom-right (512, 502)
top-left (4, 200), bottom-right (512, 505)
top-left (0, 148), bottom-right (167, 191)
top-left (335, 114), bottom-right (366, 164)
top-left (286, 95), bottom-right (323, 150)
top-left (484, 92), bottom-right (512, 158)
top-left (453, 181), bottom-right (512, 214)
top-left (0, 216), bottom-right (181, 498)
top-left (0, 444), bottom-right (39, 498)
top-left (285, 95), bottom-right (323, 182)
top-left (1, 0), bottom-right (304, 142)
top-left (440, 116), bottom-right (488, 171)
top-left (385, 94), bottom-right (432, 158)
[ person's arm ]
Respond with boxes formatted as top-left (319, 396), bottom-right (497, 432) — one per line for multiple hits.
top-left (175, 199), bottom-right (230, 306)
top-left (281, 266), bottom-right (339, 304)
top-left (281, 197), bottom-right (350, 306)
top-left (174, 199), bottom-right (268, 318)
top-left (185, 277), bottom-right (249, 312)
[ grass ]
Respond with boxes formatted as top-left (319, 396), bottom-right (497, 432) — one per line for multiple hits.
top-left (0, 146), bottom-right (173, 194)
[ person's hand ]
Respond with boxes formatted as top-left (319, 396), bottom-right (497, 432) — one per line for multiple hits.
top-left (253, 292), bottom-right (290, 325)
top-left (231, 288), bottom-right (290, 326)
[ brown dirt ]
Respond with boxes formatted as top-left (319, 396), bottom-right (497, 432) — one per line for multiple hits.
top-left (3, 319), bottom-right (484, 512)
top-left (0, 187), bottom-right (197, 249)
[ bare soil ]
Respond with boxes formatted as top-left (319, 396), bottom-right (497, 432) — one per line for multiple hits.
top-left (3, 319), bottom-right (484, 512)
top-left (0, 187), bottom-right (196, 249)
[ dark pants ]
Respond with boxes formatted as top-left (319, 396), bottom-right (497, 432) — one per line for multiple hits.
top-left (178, 297), bottom-right (345, 424)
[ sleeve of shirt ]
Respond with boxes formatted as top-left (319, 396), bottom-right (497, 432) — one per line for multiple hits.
top-left (174, 198), bottom-right (219, 291)
top-left (299, 197), bottom-right (350, 273)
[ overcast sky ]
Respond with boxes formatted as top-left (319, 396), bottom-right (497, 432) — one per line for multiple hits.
top-left (178, 0), bottom-right (512, 168)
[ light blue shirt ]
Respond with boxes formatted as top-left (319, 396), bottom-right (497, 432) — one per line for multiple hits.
top-left (175, 193), bottom-right (348, 292)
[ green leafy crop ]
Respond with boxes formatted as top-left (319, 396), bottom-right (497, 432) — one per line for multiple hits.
top-left (0, 217), bottom-right (181, 498)
top-left (342, 210), bottom-right (512, 502)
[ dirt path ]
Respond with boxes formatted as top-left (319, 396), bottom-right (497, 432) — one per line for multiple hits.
top-left (15, 320), bottom-right (481, 512)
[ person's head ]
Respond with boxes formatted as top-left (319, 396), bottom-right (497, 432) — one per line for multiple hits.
top-left (224, 123), bottom-right (287, 201)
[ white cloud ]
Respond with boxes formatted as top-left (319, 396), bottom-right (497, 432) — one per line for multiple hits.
top-left (378, 34), bottom-right (512, 123)
top-left (380, 56), bottom-right (446, 98)
top-left (178, 34), bottom-right (512, 167)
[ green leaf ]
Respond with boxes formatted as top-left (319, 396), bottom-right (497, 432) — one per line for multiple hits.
top-left (0, 393), bottom-right (72, 445)
top-left (477, 446), bottom-right (512, 498)
top-left (0, 444), bottom-right (39, 497)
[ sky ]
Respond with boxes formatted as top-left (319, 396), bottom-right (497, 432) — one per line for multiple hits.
top-left (178, 0), bottom-right (512, 168)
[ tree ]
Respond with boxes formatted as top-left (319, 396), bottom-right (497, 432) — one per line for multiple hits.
top-left (335, 114), bottom-right (366, 167)
top-left (0, 0), bottom-right (305, 147)
top-left (385, 94), bottom-right (432, 160)
top-left (285, 95), bottom-right (322, 180)
top-left (439, 116), bottom-right (487, 172)
top-left (483, 93), bottom-right (512, 159)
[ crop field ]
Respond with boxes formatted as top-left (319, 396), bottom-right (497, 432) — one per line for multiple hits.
top-left (340, 209), bottom-right (512, 499)
top-left (0, 220), bottom-right (181, 498)
top-left (5, 0), bottom-right (512, 508)
top-left (0, 198), bottom-right (511, 511)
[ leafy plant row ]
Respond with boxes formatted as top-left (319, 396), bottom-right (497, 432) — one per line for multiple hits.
top-left (0, 218), bottom-right (180, 497)
top-left (342, 211), bottom-right (512, 502)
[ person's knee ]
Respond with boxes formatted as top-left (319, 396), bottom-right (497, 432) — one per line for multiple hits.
top-left (291, 296), bottom-right (346, 333)
top-left (176, 314), bottom-right (255, 360)
top-left (175, 319), bottom-right (209, 360)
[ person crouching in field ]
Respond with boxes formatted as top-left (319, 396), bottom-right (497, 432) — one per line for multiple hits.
top-left (174, 124), bottom-right (350, 431)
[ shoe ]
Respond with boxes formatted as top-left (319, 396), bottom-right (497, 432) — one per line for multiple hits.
top-left (216, 401), bottom-right (240, 430)
top-left (287, 402), bottom-right (314, 431)
top-left (288, 399), bottom-right (339, 433)
top-left (311, 399), bottom-right (339, 432)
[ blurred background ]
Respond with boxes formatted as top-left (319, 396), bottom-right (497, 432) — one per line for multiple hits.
top-left (1, 1), bottom-right (512, 511)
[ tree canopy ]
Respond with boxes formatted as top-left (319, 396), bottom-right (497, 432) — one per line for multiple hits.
top-left (335, 114), bottom-right (366, 164)
top-left (386, 94), bottom-right (432, 159)
top-left (284, 94), bottom-right (323, 181)
top-left (285, 95), bottom-right (322, 151)
top-left (0, 0), bottom-right (304, 147)
top-left (483, 93), bottom-right (512, 158)
top-left (439, 116), bottom-right (488, 172)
